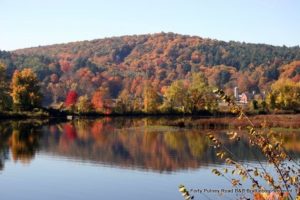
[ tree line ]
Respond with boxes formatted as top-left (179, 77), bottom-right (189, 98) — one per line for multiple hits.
top-left (1, 61), bottom-right (299, 114)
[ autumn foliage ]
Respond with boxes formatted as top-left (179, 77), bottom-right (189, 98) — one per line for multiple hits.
top-left (10, 68), bottom-right (42, 111)
top-left (91, 87), bottom-right (110, 112)
top-left (65, 91), bottom-right (78, 108)
top-left (0, 33), bottom-right (299, 112)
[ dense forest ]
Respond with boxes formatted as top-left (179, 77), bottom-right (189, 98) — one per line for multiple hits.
top-left (0, 32), bottom-right (300, 113)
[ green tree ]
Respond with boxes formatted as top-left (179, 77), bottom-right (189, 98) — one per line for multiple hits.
top-left (260, 100), bottom-right (267, 112)
top-left (188, 73), bottom-right (217, 112)
top-left (162, 80), bottom-right (189, 113)
top-left (162, 73), bottom-right (218, 113)
top-left (251, 100), bottom-right (259, 110)
top-left (266, 92), bottom-right (276, 110)
top-left (0, 62), bottom-right (12, 111)
top-left (11, 68), bottom-right (42, 111)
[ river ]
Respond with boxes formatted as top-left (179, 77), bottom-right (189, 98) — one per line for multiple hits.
top-left (0, 116), bottom-right (299, 199)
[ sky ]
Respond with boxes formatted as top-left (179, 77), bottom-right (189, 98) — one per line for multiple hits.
top-left (0, 0), bottom-right (300, 50)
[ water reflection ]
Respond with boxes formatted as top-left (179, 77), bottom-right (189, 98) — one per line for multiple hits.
top-left (0, 117), bottom-right (300, 172)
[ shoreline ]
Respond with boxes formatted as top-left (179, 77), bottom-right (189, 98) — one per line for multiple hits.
top-left (0, 109), bottom-right (299, 129)
top-left (0, 108), bottom-right (299, 120)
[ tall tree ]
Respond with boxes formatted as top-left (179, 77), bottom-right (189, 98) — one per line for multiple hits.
top-left (91, 86), bottom-right (111, 112)
top-left (163, 80), bottom-right (189, 113)
top-left (11, 68), bottom-right (42, 111)
top-left (143, 83), bottom-right (161, 113)
top-left (188, 73), bottom-right (218, 112)
top-left (115, 88), bottom-right (132, 113)
top-left (65, 90), bottom-right (78, 109)
top-left (0, 62), bottom-right (12, 111)
top-left (76, 95), bottom-right (92, 113)
top-left (188, 73), bottom-right (207, 112)
top-left (267, 79), bottom-right (300, 110)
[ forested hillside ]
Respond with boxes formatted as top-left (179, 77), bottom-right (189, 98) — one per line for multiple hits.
top-left (1, 32), bottom-right (300, 111)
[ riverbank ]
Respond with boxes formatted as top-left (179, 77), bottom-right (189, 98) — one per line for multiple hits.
top-left (165, 114), bottom-right (300, 129)
top-left (0, 110), bottom-right (50, 120)
top-left (0, 108), bottom-right (216, 120)
top-left (0, 108), bottom-right (299, 128)
top-left (0, 108), bottom-right (69, 120)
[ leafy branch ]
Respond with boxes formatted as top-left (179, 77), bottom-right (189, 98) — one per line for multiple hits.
top-left (209, 88), bottom-right (299, 199)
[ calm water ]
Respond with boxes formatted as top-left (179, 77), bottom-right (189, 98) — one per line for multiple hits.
top-left (0, 117), bottom-right (299, 200)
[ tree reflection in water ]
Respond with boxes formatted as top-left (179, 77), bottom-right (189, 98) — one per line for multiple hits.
top-left (0, 121), bottom-right (12, 170)
top-left (9, 122), bottom-right (41, 163)
top-left (0, 117), bottom-right (299, 172)
top-left (0, 121), bottom-right (42, 169)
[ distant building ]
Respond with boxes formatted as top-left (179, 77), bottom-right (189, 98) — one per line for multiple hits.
top-left (234, 87), bottom-right (239, 100)
top-left (239, 93), bottom-right (248, 104)
top-left (233, 87), bottom-right (257, 104)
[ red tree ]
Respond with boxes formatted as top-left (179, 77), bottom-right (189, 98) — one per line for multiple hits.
top-left (65, 91), bottom-right (78, 108)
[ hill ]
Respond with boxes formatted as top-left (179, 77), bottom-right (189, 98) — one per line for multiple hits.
top-left (0, 32), bottom-right (300, 107)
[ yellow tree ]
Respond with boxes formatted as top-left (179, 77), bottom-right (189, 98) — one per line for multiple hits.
top-left (267, 79), bottom-right (300, 110)
top-left (11, 68), bottom-right (42, 111)
top-left (76, 95), bottom-right (92, 113)
top-left (188, 73), bottom-right (218, 113)
top-left (115, 88), bottom-right (132, 113)
top-left (163, 80), bottom-right (189, 113)
top-left (143, 84), bottom-right (161, 113)
top-left (162, 73), bottom-right (218, 113)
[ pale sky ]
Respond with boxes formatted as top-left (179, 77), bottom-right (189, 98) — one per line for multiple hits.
top-left (1, 0), bottom-right (300, 50)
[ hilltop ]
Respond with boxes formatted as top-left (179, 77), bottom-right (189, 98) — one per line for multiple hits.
top-left (0, 32), bottom-right (300, 107)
